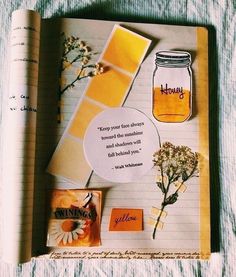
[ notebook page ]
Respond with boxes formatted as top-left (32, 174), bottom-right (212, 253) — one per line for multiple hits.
top-left (33, 18), bottom-right (208, 258)
top-left (1, 10), bottom-right (41, 264)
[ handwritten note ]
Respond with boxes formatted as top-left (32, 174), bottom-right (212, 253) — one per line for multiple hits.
top-left (1, 10), bottom-right (41, 264)
top-left (109, 208), bottom-right (143, 231)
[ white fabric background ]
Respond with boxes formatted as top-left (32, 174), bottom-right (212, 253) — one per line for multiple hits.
top-left (0, 0), bottom-right (235, 276)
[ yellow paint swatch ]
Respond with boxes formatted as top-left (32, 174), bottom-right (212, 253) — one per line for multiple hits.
top-left (47, 137), bottom-right (91, 184)
top-left (102, 26), bottom-right (150, 74)
top-left (69, 99), bottom-right (103, 139)
top-left (48, 25), bottom-right (151, 186)
top-left (86, 68), bottom-right (131, 107)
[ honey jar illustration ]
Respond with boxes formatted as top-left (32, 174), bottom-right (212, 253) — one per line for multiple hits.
top-left (152, 50), bottom-right (192, 123)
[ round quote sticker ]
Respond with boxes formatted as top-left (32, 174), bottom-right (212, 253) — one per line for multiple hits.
top-left (83, 107), bottom-right (160, 183)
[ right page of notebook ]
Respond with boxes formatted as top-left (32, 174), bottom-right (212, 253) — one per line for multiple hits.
top-left (37, 19), bottom-right (210, 259)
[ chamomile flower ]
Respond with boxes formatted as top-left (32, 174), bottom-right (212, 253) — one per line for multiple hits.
top-left (51, 219), bottom-right (86, 245)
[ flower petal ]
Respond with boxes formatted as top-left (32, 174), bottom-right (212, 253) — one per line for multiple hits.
top-left (68, 232), bottom-right (73, 244)
top-left (72, 232), bottom-right (78, 241)
top-left (56, 233), bottom-right (64, 244)
top-left (77, 229), bottom-right (84, 235)
top-left (63, 233), bottom-right (69, 245)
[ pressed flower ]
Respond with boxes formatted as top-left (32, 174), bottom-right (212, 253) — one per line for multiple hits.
top-left (58, 35), bottom-right (104, 122)
top-left (81, 46), bottom-right (90, 54)
top-left (79, 41), bottom-right (85, 48)
top-left (82, 57), bottom-right (89, 65)
top-left (152, 142), bottom-right (199, 239)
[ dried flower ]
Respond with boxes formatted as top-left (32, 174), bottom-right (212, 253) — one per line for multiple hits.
top-left (82, 57), bottom-right (89, 65)
top-left (57, 35), bottom-right (104, 122)
top-left (79, 41), bottom-right (85, 48)
top-left (152, 142), bottom-right (199, 239)
top-left (82, 46), bottom-right (90, 54)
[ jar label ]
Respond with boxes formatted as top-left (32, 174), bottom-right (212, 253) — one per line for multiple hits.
top-left (160, 84), bottom-right (185, 99)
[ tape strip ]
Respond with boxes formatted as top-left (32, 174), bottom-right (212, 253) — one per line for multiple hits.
top-left (174, 182), bottom-right (187, 193)
top-left (151, 207), bottom-right (167, 218)
top-left (47, 25), bottom-right (151, 186)
top-left (156, 175), bottom-right (167, 183)
top-left (178, 184), bottom-right (187, 193)
top-left (147, 217), bottom-right (164, 229)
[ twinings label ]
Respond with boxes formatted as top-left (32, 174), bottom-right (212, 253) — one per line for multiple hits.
top-left (54, 207), bottom-right (97, 221)
top-left (47, 189), bottom-right (101, 247)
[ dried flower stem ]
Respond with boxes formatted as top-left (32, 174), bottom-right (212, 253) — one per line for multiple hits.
top-left (152, 142), bottom-right (199, 239)
top-left (57, 35), bottom-right (103, 122)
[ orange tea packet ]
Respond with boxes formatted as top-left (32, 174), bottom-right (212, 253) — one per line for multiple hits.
top-left (47, 189), bottom-right (101, 247)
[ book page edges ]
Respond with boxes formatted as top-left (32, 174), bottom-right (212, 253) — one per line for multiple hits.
top-left (197, 27), bottom-right (211, 260)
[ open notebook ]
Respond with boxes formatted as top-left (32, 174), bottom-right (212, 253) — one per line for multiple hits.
top-left (1, 10), bottom-right (210, 263)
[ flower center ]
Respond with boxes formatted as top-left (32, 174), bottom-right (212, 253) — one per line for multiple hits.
top-left (61, 220), bottom-right (77, 232)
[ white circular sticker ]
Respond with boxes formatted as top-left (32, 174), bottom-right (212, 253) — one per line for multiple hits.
top-left (83, 107), bottom-right (160, 183)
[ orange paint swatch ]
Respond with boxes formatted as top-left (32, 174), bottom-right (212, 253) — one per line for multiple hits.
top-left (109, 208), bottom-right (143, 231)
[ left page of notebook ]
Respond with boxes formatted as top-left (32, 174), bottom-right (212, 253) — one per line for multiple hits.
top-left (1, 10), bottom-right (41, 264)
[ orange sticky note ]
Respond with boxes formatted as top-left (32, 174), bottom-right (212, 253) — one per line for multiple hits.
top-left (109, 208), bottom-right (143, 231)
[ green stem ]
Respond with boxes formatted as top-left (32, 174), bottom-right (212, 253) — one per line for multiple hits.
top-left (63, 48), bottom-right (72, 57)
top-left (60, 64), bottom-right (97, 95)
top-left (152, 203), bottom-right (165, 239)
top-left (152, 178), bottom-right (171, 239)
top-left (62, 54), bottom-right (84, 71)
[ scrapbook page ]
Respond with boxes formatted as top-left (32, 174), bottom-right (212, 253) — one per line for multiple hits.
top-left (1, 10), bottom-right (210, 263)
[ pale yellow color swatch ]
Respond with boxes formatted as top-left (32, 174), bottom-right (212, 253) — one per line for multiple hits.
top-left (197, 27), bottom-right (211, 260)
top-left (85, 68), bottom-right (131, 107)
top-left (69, 99), bottom-right (103, 139)
top-left (102, 27), bottom-right (150, 74)
top-left (47, 137), bottom-right (91, 184)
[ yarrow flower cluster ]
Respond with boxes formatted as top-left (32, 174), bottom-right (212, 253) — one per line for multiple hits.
top-left (60, 35), bottom-right (104, 95)
top-left (152, 142), bottom-right (199, 239)
top-left (57, 35), bottom-right (104, 122)
top-left (153, 142), bottom-right (199, 183)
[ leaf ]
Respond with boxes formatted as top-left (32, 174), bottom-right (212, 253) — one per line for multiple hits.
top-left (164, 192), bottom-right (178, 206)
top-left (182, 171), bottom-right (188, 181)
top-left (156, 182), bottom-right (166, 194)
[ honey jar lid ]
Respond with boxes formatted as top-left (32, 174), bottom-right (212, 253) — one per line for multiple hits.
top-left (155, 50), bottom-right (191, 67)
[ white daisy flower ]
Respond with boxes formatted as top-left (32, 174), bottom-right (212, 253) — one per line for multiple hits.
top-left (51, 219), bottom-right (86, 245)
